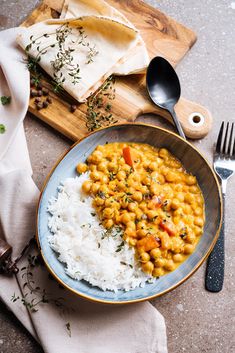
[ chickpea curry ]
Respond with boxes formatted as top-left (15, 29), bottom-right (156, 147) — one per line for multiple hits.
top-left (76, 143), bottom-right (205, 278)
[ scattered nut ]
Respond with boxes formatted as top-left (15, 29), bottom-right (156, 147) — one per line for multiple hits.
top-left (37, 83), bottom-right (43, 90)
top-left (30, 89), bottom-right (38, 97)
top-left (37, 90), bottom-right (43, 97)
top-left (46, 97), bottom-right (52, 104)
top-left (70, 104), bottom-right (77, 113)
top-left (36, 102), bottom-right (43, 110)
top-left (30, 78), bottom-right (35, 87)
top-left (43, 101), bottom-right (49, 108)
top-left (35, 97), bottom-right (41, 103)
top-left (42, 88), bottom-right (49, 96)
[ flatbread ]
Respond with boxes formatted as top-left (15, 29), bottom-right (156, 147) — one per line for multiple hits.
top-left (17, 16), bottom-right (138, 102)
top-left (60, 0), bottom-right (149, 75)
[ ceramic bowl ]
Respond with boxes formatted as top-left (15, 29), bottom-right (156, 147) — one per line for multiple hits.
top-left (37, 123), bottom-right (222, 304)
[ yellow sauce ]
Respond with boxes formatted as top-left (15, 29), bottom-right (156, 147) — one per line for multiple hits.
top-left (77, 142), bottom-right (205, 278)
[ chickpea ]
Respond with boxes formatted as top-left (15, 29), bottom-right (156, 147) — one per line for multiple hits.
top-left (128, 202), bottom-right (137, 212)
top-left (139, 252), bottom-right (150, 263)
top-left (91, 183), bottom-right (100, 194)
top-left (186, 232), bottom-right (196, 244)
top-left (194, 226), bottom-right (203, 237)
top-left (90, 171), bottom-right (102, 181)
top-left (116, 170), bottom-right (126, 181)
top-left (91, 150), bottom-right (103, 164)
top-left (103, 219), bottom-right (114, 229)
top-left (137, 220), bottom-right (147, 230)
top-left (160, 232), bottom-right (171, 250)
top-left (157, 174), bottom-right (165, 184)
top-left (149, 162), bottom-right (158, 171)
top-left (125, 228), bottom-right (137, 238)
top-left (173, 208), bottom-right (183, 217)
top-left (142, 261), bottom-right (154, 274)
top-left (101, 175), bottom-right (109, 184)
top-left (173, 254), bottom-right (184, 262)
top-left (190, 185), bottom-right (200, 194)
top-left (176, 192), bottom-right (185, 202)
top-left (194, 217), bottom-right (204, 227)
top-left (82, 180), bottom-right (92, 193)
top-left (117, 181), bottom-right (126, 191)
top-left (132, 191), bottom-right (142, 202)
top-left (136, 228), bottom-right (148, 238)
top-left (146, 210), bottom-right (158, 220)
top-left (164, 259), bottom-right (176, 271)
top-left (150, 248), bottom-right (161, 259)
top-left (121, 213), bottom-right (132, 224)
top-left (99, 185), bottom-right (109, 194)
top-left (152, 267), bottom-right (164, 277)
top-left (186, 175), bottom-right (196, 185)
top-left (103, 207), bottom-right (114, 219)
top-left (183, 204), bottom-right (191, 214)
top-left (97, 161), bottom-right (108, 172)
top-left (171, 237), bottom-right (184, 253)
top-left (126, 221), bottom-right (136, 230)
top-left (184, 244), bottom-right (195, 254)
top-left (76, 163), bottom-right (87, 174)
top-left (194, 207), bottom-right (203, 216)
top-left (159, 148), bottom-right (169, 158)
top-left (135, 208), bottom-right (143, 221)
top-left (154, 257), bottom-right (166, 268)
top-left (171, 198), bottom-right (180, 209)
top-left (129, 238), bottom-right (137, 246)
top-left (142, 176), bottom-right (151, 186)
top-left (108, 162), bottom-right (117, 172)
top-left (184, 193), bottom-right (194, 204)
top-left (150, 183), bottom-right (160, 195)
top-left (94, 197), bottom-right (105, 206)
top-left (165, 171), bottom-right (178, 182)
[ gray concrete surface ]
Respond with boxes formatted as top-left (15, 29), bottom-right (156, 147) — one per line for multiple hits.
top-left (0, 1), bottom-right (235, 352)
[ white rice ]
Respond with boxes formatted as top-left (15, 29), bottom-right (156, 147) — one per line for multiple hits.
top-left (47, 173), bottom-right (153, 292)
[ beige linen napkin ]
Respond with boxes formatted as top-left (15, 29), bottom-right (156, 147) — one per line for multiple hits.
top-left (0, 27), bottom-right (168, 353)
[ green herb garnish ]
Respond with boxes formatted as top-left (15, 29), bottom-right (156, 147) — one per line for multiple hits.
top-left (1, 96), bottom-right (11, 105)
top-left (86, 75), bottom-right (117, 132)
top-left (0, 124), bottom-right (6, 134)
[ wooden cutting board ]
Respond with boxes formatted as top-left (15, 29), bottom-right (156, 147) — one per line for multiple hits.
top-left (22, 0), bottom-right (212, 140)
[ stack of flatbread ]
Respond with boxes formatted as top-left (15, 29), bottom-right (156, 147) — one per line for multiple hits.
top-left (17, 0), bottom-right (149, 102)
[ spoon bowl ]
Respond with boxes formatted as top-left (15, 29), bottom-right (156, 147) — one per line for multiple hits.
top-left (146, 56), bottom-right (185, 138)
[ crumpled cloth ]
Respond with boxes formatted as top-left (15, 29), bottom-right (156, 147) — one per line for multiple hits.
top-left (0, 27), bottom-right (168, 353)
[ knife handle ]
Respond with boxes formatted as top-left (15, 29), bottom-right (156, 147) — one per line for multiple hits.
top-left (205, 195), bottom-right (225, 292)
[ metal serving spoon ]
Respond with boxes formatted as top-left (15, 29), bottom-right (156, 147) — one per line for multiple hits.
top-left (146, 56), bottom-right (186, 139)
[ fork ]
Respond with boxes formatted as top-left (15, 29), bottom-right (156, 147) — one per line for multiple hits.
top-left (205, 121), bottom-right (235, 292)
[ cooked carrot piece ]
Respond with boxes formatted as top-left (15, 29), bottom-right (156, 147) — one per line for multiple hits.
top-left (159, 220), bottom-right (177, 236)
top-left (137, 235), bottom-right (160, 252)
top-left (123, 146), bottom-right (134, 168)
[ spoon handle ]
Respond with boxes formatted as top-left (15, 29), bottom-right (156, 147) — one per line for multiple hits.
top-left (170, 109), bottom-right (186, 139)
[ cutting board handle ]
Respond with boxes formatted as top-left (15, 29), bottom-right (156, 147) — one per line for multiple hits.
top-left (141, 97), bottom-right (212, 139)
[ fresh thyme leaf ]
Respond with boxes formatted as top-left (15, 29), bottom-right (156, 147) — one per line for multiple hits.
top-left (1, 96), bottom-right (11, 105)
top-left (0, 124), bottom-right (6, 134)
top-left (25, 24), bottom-right (98, 92)
top-left (86, 75), bottom-right (116, 132)
top-left (66, 322), bottom-right (72, 337)
top-left (116, 240), bottom-right (125, 252)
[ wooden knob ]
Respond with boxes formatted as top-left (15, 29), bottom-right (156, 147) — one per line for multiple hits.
top-left (0, 239), bottom-right (12, 265)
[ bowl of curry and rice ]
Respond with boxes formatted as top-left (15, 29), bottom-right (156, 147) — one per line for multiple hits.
top-left (36, 123), bottom-right (222, 304)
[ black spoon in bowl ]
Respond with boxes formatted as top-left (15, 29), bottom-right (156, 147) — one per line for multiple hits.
top-left (146, 56), bottom-right (186, 139)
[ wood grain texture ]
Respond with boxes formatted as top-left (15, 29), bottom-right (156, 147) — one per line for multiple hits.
top-left (22, 0), bottom-right (212, 140)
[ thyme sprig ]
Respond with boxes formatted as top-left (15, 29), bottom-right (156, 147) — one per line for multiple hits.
top-left (86, 75), bottom-right (117, 131)
top-left (11, 253), bottom-right (65, 313)
top-left (25, 24), bottom-right (98, 93)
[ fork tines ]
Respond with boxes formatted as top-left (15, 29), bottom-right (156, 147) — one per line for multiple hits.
top-left (216, 121), bottom-right (235, 157)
